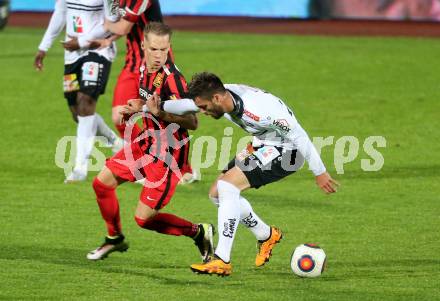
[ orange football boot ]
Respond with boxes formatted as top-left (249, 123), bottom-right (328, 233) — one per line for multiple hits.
top-left (255, 227), bottom-right (283, 267)
top-left (190, 255), bottom-right (232, 276)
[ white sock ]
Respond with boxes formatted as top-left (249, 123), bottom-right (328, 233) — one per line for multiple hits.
top-left (209, 195), bottom-right (271, 241)
top-left (75, 115), bottom-right (97, 172)
top-left (95, 113), bottom-right (117, 144)
top-left (238, 196), bottom-right (271, 241)
top-left (215, 180), bottom-right (241, 263)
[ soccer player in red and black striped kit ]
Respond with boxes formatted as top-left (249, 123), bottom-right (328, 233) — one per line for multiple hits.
top-left (101, 0), bottom-right (198, 183)
top-left (103, 0), bottom-right (164, 139)
top-left (87, 22), bottom-right (214, 261)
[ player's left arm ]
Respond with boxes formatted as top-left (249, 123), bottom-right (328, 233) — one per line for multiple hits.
top-left (267, 102), bottom-right (339, 194)
top-left (288, 124), bottom-right (339, 194)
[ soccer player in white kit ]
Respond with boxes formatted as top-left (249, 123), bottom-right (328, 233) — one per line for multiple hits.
top-left (34, 0), bottom-right (123, 183)
top-left (143, 72), bottom-right (339, 276)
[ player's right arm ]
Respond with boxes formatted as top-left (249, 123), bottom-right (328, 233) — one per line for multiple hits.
top-left (34, 0), bottom-right (67, 71)
top-left (104, 0), bottom-right (150, 35)
top-left (148, 98), bottom-right (199, 115)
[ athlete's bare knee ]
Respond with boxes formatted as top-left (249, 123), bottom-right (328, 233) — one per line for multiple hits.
top-left (209, 184), bottom-right (219, 200)
top-left (220, 167), bottom-right (250, 191)
top-left (71, 113), bottom-right (78, 123)
top-left (208, 172), bottom-right (225, 199)
top-left (135, 201), bottom-right (158, 222)
top-left (134, 216), bottom-right (151, 228)
top-left (77, 92), bottom-right (96, 116)
top-left (69, 105), bottom-right (78, 123)
top-left (96, 167), bottom-right (119, 188)
top-left (208, 194), bottom-right (219, 207)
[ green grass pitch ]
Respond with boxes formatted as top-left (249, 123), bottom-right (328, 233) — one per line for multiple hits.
top-left (0, 27), bottom-right (439, 300)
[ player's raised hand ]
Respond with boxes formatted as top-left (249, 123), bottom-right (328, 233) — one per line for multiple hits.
top-left (120, 98), bottom-right (144, 117)
top-left (315, 172), bottom-right (339, 194)
top-left (146, 92), bottom-right (161, 116)
top-left (34, 50), bottom-right (46, 71)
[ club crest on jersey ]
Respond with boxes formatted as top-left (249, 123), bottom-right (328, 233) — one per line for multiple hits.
top-left (153, 73), bottom-right (164, 88)
top-left (72, 16), bottom-right (83, 33)
top-left (244, 109), bottom-right (260, 121)
top-left (273, 119), bottom-right (291, 133)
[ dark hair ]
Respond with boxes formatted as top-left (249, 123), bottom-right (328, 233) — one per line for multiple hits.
top-left (143, 22), bottom-right (172, 40)
top-left (188, 72), bottom-right (227, 100)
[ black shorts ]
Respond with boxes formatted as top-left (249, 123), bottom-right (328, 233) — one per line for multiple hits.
top-left (223, 144), bottom-right (304, 189)
top-left (63, 52), bottom-right (111, 106)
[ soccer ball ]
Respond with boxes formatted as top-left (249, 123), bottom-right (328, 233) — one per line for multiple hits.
top-left (291, 244), bottom-right (326, 278)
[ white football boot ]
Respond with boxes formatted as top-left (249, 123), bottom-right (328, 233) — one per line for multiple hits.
top-left (87, 235), bottom-right (129, 260)
top-left (178, 169), bottom-right (201, 185)
top-left (64, 166), bottom-right (87, 184)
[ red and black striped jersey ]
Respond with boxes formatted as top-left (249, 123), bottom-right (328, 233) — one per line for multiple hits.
top-left (137, 60), bottom-right (191, 172)
top-left (120, 0), bottom-right (163, 73)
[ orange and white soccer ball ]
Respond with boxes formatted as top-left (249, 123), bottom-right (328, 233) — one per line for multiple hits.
top-left (291, 244), bottom-right (326, 278)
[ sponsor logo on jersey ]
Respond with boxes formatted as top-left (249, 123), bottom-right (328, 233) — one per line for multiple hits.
top-left (73, 16), bottom-right (83, 33)
top-left (244, 109), bottom-right (260, 121)
top-left (153, 72), bottom-right (164, 88)
top-left (273, 119), bottom-right (291, 133)
top-left (139, 87), bottom-right (153, 100)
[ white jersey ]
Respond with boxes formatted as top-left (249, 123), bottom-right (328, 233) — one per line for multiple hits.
top-left (38, 0), bottom-right (118, 64)
top-left (223, 84), bottom-right (326, 176)
top-left (160, 84), bottom-right (327, 176)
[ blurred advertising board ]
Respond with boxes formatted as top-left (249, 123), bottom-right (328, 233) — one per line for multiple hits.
top-left (10, 0), bottom-right (440, 21)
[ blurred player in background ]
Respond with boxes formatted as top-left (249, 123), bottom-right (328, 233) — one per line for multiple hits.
top-left (86, 22), bottom-right (213, 262)
top-left (34, 0), bottom-right (123, 183)
top-left (99, 0), bottom-right (164, 139)
top-left (146, 72), bottom-right (339, 276)
top-left (97, 0), bottom-right (200, 185)
top-left (0, 0), bottom-right (10, 30)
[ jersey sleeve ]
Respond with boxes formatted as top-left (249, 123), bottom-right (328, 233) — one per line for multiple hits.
top-left (123, 0), bottom-right (150, 23)
top-left (287, 124), bottom-right (326, 176)
top-left (160, 99), bottom-right (199, 115)
top-left (38, 0), bottom-right (67, 51)
top-left (261, 95), bottom-right (327, 176)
